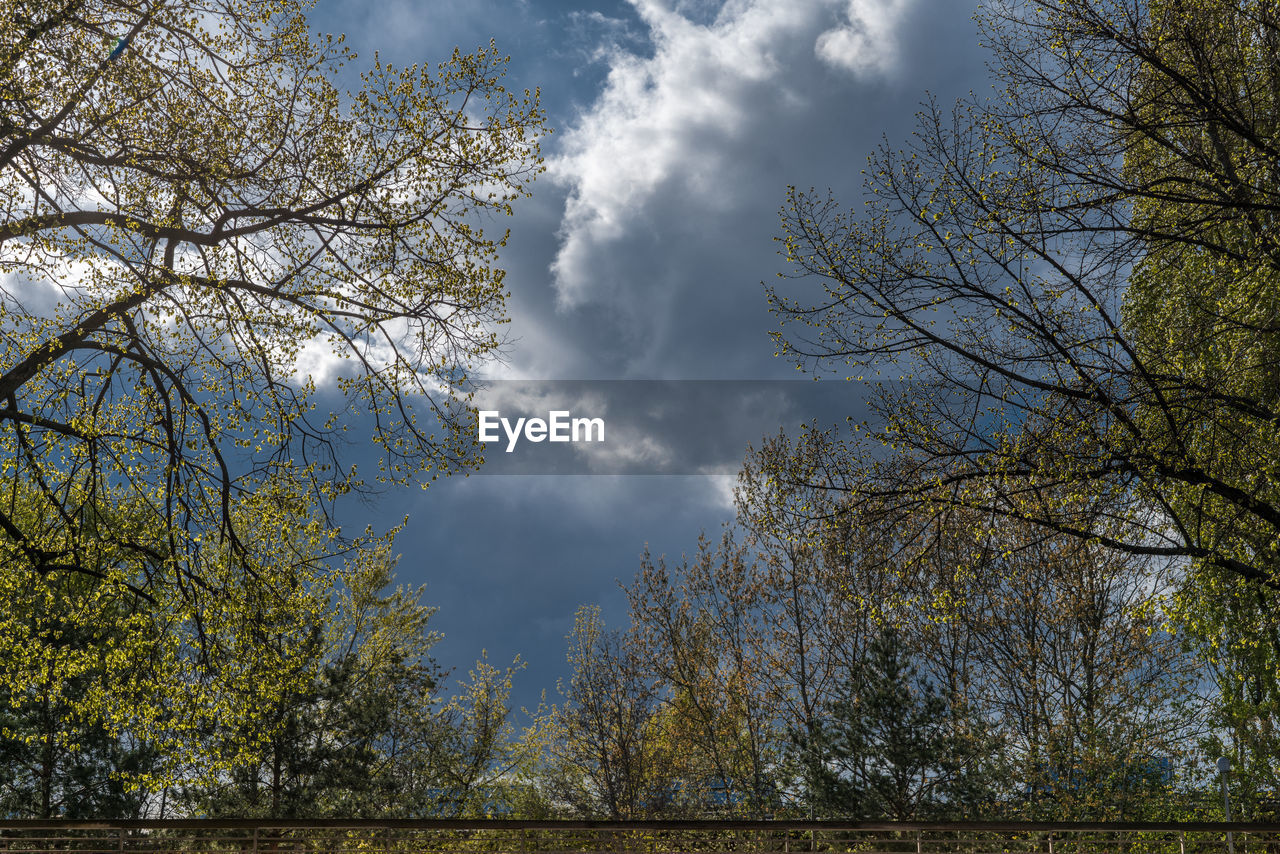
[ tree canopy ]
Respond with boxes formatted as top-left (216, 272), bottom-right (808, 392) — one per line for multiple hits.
top-left (0, 0), bottom-right (545, 779)
top-left (768, 0), bottom-right (1280, 590)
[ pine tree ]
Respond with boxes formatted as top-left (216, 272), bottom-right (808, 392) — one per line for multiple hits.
top-left (800, 628), bottom-right (990, 819)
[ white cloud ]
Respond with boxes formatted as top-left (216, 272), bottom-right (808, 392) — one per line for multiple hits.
top-left (815, 0), bottom-right (913, 76)
top-left (548, 0), bottom-right (916, 307)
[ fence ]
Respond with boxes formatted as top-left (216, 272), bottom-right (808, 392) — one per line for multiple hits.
top-left (0, 821), bottom-right (1276, 854)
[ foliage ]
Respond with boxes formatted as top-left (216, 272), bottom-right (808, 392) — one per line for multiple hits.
top-left (0, 0), bottom-right (545, 782)
top-left (180, 548), bottom-right (538, 818)
top-left (1121, 0), bottom-right (1280, 801)
top-left (0, 568), bottom-right (158, 818)
top-left (0, 480), bottom-right (331, 793)
top-left (628, 535), bottom-right (780, 817)
top-left (800, 627), bottom-right (991, 820)
top-left (651, 436), bottom-right (1202, 819)
top-left (923, 511), bottom-right (1199, 819)
top-left (416, 652), bottom-right (538, 818)
top-left (179, 547), bottom-right (417, 817)
top-left (535, 435), bottom-right (1200, 820)
top-left (527, 606), bottom-right (680, 819)
top-left (767, 0), bottom-right (1280, 592)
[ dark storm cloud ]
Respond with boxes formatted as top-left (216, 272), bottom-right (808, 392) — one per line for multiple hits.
top-left (307, 0), bottom-right (996, 709)
top-left (360, 473), bottom-right (739, 710)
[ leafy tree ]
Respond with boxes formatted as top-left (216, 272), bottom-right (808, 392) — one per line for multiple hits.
top-left (416, 653), bottom-right (535, 817)
top-left (0, 0), bottom-right (544, 779)
top-left (917, 512), bottom-right (1199, 819)
top-left (529, 606), bottom-right (679, 818)
top-left (182, 549), bottom-right (443, 817)
top-left (0, 480), bottom-right (331, 795)
top-left (1122, 0), bottom-right (1280, 588)
top-left (622, 449), bottom-right (902, 818)
top-left (173, 547), bottom-right (536, 819)
top-left (735, 431), bottom-right (897, 797)
top-left (1187, 577), bottom-right (1280, 817)
top-left (767, 0), bottom-right (1280, 591)
top-left (1121, 0), bottom-right (1280, 805)
top-left (0, 570), bottom-right (158, 818)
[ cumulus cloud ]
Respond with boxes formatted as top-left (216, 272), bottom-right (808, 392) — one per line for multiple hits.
top-left (816, 0), bottom-right (914, 75)
top-left (548, 0), bottom-right (916, 307)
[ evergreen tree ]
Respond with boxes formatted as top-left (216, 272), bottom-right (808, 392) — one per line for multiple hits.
top-left (799, 628), bottom-right (991, 819)
top-left (182, 553), bottom-right (443, 817)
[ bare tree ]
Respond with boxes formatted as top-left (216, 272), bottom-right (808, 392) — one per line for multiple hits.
top-left (767, 0), bottom-right (1280, 589)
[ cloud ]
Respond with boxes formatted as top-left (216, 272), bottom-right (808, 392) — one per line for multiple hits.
top-left (815, 0), bottom-right (914, 76)
top-left (547, 0), bottom-right (916, 308)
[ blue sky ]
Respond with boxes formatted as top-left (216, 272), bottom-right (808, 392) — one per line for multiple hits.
top-left (307, 0), bottom-right (994, 710)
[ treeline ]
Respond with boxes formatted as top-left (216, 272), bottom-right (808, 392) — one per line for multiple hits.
top-left (0, 550), bottom-right (533, 819)
top-left (0, 435), bottom-right (1244, 821)
top-left (520, 437), bottom-right (1217, 821)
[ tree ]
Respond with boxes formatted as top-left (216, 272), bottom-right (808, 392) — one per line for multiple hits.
top-left (0, 0), bottom-right (545, 775)
top-left (733, 440), bottom-right (859, 813)
top-left (803, 627), bottom-right (989, 820)
top-left (1120, 0), bottom-right (1280, 807)
top-left (739, 434), bottom-right (1200, 818)
top-left (530, 606), bottom-right (678, 818)
top-left (627, 536), bottom-right (780, 817)
top-left (619, 441), bottom-right (900, 817)
top-left (0, 479), bottom-right (332, 794)
top-left (767, 0), bottom-right (1280, 591)
top-left (408, 652), bottom-right (535, 817)
top-left (769, 0), bottom-right (1280, 814)
top-left (908, 511), bottom-right (1199, 819)
top-left (0, 569), bottom-right (158, 818)
top-left (175, 548), bottom-right (432, 817)
top-left (1186, 572), bottom-right (1280, 817)
top-left (167, 548), bottom-right (534, 819)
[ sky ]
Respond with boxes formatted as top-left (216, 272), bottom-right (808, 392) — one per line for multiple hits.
top-left (304, 0), bottom-right (994, 711)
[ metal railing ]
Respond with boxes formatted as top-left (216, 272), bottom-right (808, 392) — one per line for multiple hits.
top-left (0, 820), bottom-right (1277, 854)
